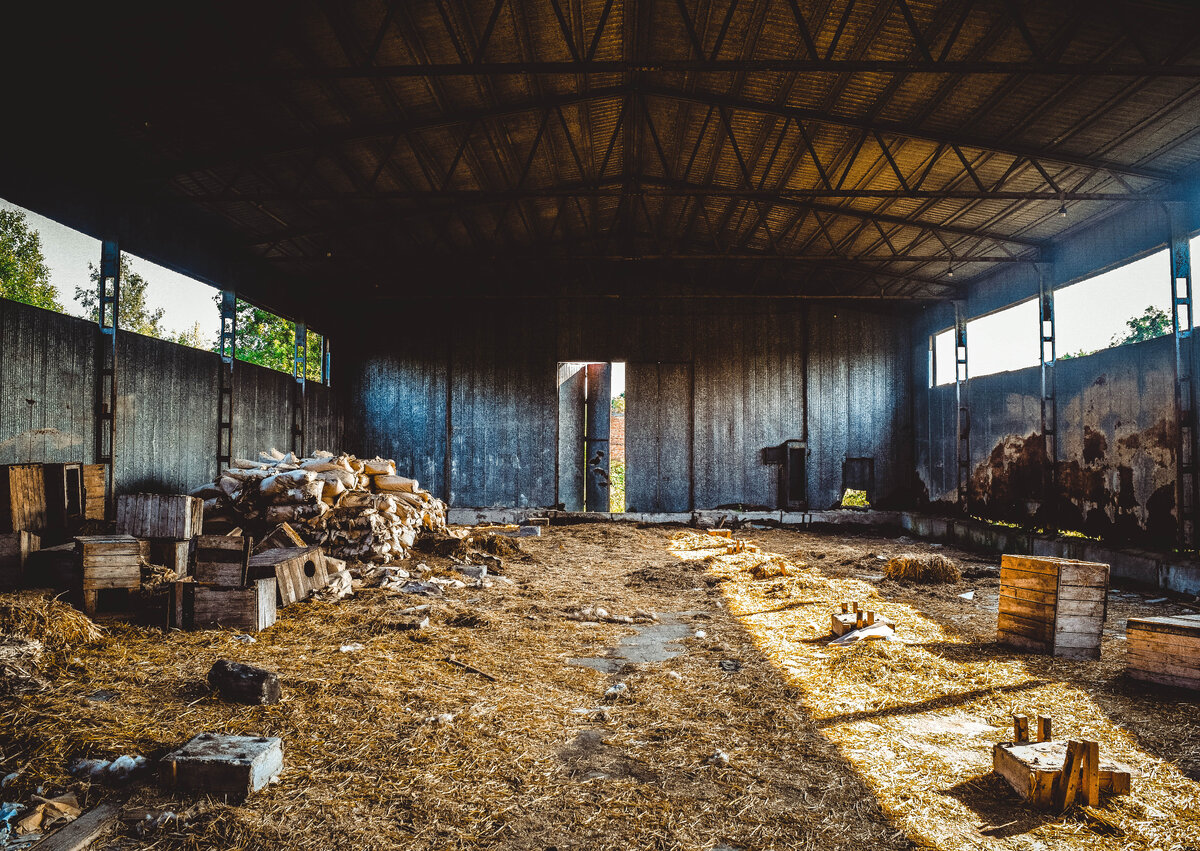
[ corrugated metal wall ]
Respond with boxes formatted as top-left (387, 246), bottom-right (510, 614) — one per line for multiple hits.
top-left (0, 297), bottom-right (343, 494)
top-left (342, 298), bottom-right (915, 510)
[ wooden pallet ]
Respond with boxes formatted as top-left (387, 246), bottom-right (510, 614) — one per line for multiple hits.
top-left (42, 462), bottom-right (83, 541)
top-left (81, 464), bottom-right (107, 521)
top-left (1126, 614), bottom-right (1200, 691)
top-left (0, 464), bottom-right (47, 534)
top-left (998, 555), bottom-right (1109, 659)
top-left (116, 493), bottom-right (203, 540)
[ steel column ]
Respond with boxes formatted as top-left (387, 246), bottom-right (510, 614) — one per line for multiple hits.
top-left (321, 334), bottom-right (331, 385)
top-left (1037, 261), bottom-right (1057, 532)
top-left (217, 290), bottom-right (236, 471)
top-left (292, 322), bottom-right (307, 456)
top-left (954, 300), bottom-right (970, 513)
top-left (1167, 203), bottom-right (1198, 550)
top-left (95, 240), bottom-right (119, 514)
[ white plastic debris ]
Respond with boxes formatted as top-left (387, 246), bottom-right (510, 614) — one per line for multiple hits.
top-left (231, 634), bottom-right (256, 644)
top-left (958, 590), bottom-right (976, 600)
top-left (829, 623), bottom-right (896, 646)
top-left (69, 754), bottom-right (148, 783)
top-left (425, 713), bottom-right (455, 726)
top-left (338, 643), bottom-right (366, 653)
top-left (666, 671), bottom-right (683, 681)
top-left (594, 607), bottom-right (609, 619)
top-left (706, 749), bottom-right (731, 767)
top-left (694, 629), bottom-right (708, 639)
top-left (603, 682), bottom-right (628, 701)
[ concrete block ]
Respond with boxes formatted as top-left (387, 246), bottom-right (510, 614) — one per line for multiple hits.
top-left (161, 733), bottom-right (283, 797)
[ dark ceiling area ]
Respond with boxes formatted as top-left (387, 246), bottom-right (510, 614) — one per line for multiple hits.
top-left (4, 0), bottom-right (1200, 316)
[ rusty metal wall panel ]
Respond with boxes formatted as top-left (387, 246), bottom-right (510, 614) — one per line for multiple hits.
top-left (115, 330), bottom-right (219, 493)
top-left (961, 366), bottom-right (1043, 520)
top-left (232, 361), bottom-right (292, 463)
top-left (0, 299), bottom-right (95, 466)
top-left (1055, 335), bottom-right (1177, 546)
top-left (557, 364), bottom-right (586, 511)
top-left (626, 362), bottom-right (693, 513)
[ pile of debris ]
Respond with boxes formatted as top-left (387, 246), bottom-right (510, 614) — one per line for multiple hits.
top-left (193, 450), bottom-right (446, 564)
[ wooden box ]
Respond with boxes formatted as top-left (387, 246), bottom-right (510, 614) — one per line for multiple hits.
top-left (0, 464), bottom-right (47, 533)
top-left (193, 578), bottom-right (277, 632)
top-left (247, 547), bottom-right (328, 606)
top-left (0, 531), bottom-right (40, 590)
top-left (147, 538), bottom-right (191, 576)
top-left (1126, 614), bottom-right (1200, 691)
top-left (81, 464), bottom-right (107, 521)
top-left (161, 733), bottom-right (283, 797)
top-left (116, 493), bottom-right (203, 540)
top-left (998, 555), bottom-right (1109, 659)
top-left (194, 535), bottom-right (251, 587)
top-left (43, 462), bottom-right (83, 539)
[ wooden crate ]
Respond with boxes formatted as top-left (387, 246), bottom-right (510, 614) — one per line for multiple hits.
top-left (116, 493), bottom-right (203, 540)
top-left (147, 538), bottom-right (192, 576)
top-left (0, 464), bottom-right (48, 534)
top-left (0, 531), bottom-right (40, 590)
top-left (993, 739), bottom-right (1132, 808)
top-left (247, 547), bottom-right (328, 606)
top-left (194, 535), bottom-right (251, 587)
top-left (193, 578), bottom-right (277, 632)
top-left (76, 534), bottom-right (146, 614)
top-left (81, 464), bottom-right (107, 521)
top-left (43, 462), bottom-right (83, 539)
top-left (1126, 614), bottom-right (1200, 691)
top-left (998, 555), bottom-right (1109, 660)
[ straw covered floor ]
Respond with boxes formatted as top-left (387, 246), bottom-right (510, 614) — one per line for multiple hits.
top-left (0, 523), bottom-right (1197, 850)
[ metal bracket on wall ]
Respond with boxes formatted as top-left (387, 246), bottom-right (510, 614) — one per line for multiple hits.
top-left (1037, 262), bottom-right (1058, 532)
top-left (954, 301), bottom-right (970, 512)
top-left (1167, 204), bottom-right (1198, 551)
top-left (217, 290), bottom-right (236, 471)
top-left (292, 321), bottom-right (307, 456)
top-left (95, 240), bottom-right (119, 514)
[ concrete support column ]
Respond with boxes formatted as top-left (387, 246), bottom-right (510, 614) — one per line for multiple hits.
top-left (1037, 260), bottom-right (1058, 531)
top-left (217, 290), bottom-right (236, 472)
top-left (954, 300), bottom-right (970, 513)
top-left (95, 239), bottom-right (120, 512)
top-left (1166, 203), bottom-right (1198, 550)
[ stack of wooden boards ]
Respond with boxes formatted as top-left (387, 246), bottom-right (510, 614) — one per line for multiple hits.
top-left (192, 449), bottom-right (446, 564)
top-left (0, 462), bottom-right (107, 588)
top-left (997, 555), bottom-right (1109, 660)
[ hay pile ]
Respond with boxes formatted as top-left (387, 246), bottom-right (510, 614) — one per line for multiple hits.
top-left (193, 449), bottom-right (447, 563)
top-left (882, 552), bottom-right (961, 583)
top-left (0, 594), bottom-right (103, 648)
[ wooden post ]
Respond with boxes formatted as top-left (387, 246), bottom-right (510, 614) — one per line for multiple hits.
top-left (855, 610), bottom-right (864, 629)
top-left (866, 611), bottom-right (876, 626)
top-left (840, 602), bottom-right (849, 613)
top-left (1054, 740), bottom-right (1087, 810)
top-left (1082, 740), bottom-right (1100, 806)
top-left (1013, 714), bottom-right (1030, 743)
top-left (1037, 715), bottom-right (1052, 742)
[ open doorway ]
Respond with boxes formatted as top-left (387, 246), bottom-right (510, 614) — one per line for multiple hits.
top-left (557, 362), bottom-right (624, 512)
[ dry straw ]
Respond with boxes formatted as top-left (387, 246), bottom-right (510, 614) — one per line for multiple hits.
top-left (881, 553), bottom-right (962, 584)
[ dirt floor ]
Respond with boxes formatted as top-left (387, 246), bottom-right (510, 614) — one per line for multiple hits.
top-left (2, 522), bottom-right (1199, 850)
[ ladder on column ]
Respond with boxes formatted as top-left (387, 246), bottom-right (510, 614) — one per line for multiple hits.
top-left (95, 240), bottom-right (119, 516)
top-left (1038, 266), bottom-right (1058, 531)
top-left (954, 304), bottom-right (970, 512)
top-left (1170, 213), bottom-right (1198, 551)
top-left (292, 322), bottom-right (307, 457)
top-left (217, 291), bottom-right (236, 471)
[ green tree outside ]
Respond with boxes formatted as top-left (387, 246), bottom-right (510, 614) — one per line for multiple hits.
top-left (0, 208), bottom-right (62, 311)
top-left (1112, 305), bottom-right (1172, 346)
top-left (230, 297), bottom-right (323, 380)
top-left (77, 254), bottom-right (167, 337)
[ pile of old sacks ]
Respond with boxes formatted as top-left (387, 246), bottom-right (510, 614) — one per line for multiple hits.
top-left (192, 450), bottom-right (447, 564)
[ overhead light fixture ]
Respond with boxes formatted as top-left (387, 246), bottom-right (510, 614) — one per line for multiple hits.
top-left (1059, 204), bottom-right (1068, 218)
top-left (947, 265), bottom-right (954, 278)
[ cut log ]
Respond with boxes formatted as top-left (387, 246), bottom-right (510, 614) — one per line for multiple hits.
top-left (207, 660), bottom-right (282, 705)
